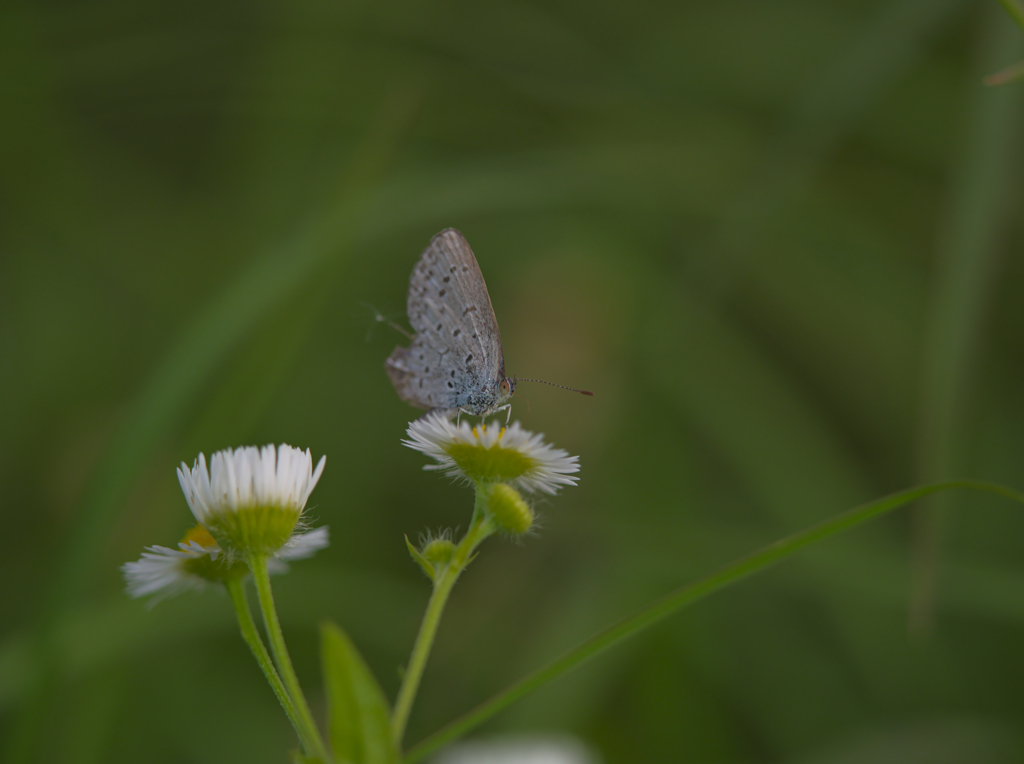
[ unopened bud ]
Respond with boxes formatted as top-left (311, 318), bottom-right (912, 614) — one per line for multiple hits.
top-left (485, 483), bottom-right (533, 535)
top-left (422, 537), bottom-right (456, 567)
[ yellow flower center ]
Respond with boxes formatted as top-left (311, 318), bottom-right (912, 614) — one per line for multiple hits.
top-left (181, 525), bottom-right (218, 548)
top-left (178, 524), bottom-right (249, 582)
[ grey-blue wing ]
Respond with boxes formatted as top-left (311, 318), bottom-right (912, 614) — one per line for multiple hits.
top-left (386, 229), bottom-right (505, 413)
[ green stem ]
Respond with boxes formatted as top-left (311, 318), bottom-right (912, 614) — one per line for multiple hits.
top-left (248, 553), bottom-right (332, 764)
top-left (226, 578), bottom-right (309, 748)
top-left (391, 491), bottom-right (495, 748)
top-left (403, 480), bottom-right (1024, 763)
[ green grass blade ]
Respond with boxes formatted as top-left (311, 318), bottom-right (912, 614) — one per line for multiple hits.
top-left (6, 89), bottom-right (418, 764)
top-left (910, 5), bottom-right (1024, 633)
top-left (999, 0), bottom-right (1024, 33)
top-left (402, 480), bottom-right (1024, 763)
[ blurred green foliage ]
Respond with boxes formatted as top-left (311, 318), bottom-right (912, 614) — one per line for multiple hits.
top-left (3, 0), bottom-right (1024, 761)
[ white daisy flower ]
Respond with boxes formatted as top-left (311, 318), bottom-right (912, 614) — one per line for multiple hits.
top-left (123, 524), bottom-right (330, 602)
top-left (177, 444), bottom-right (326, 557)
top-left (403, 413), bottom-right (579, 494)
top-left (122, 525), bottom-right (241, 602)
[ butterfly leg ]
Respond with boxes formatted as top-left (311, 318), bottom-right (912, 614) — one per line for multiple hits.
top-left (491, 404), bottom-right (511, 425)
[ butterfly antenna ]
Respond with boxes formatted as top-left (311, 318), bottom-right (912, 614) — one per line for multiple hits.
top-left (361, 301), bottom-right (414, 340)
top-left (513, 377), bottom-right (594, 396)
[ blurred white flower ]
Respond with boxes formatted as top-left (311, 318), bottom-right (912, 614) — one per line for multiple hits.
top-left (433, 734), bottom-right (599, 764)
top-left (123, 524), bottom-right (330, 603)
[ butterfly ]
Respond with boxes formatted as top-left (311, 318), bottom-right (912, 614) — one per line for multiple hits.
top-left (385, 229), bottom-right (516, 421)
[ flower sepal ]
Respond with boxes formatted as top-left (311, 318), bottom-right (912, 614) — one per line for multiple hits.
top-left (205, 504), bottom-right (302, 559)
top-left (406, 535), bottom-right (436, 580)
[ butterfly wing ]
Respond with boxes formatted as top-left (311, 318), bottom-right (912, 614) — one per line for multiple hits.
top-left (386, 229), bottom-right (505, 414)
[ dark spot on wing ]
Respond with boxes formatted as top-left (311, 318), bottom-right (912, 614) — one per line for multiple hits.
top-left (463, 305), bottom-right (477, 316)
top-left (443, 276), bottom-right (450, 283)
top-left (439, 289), bottom-right (446, 297)
top-left (452, 328), bottom-right (461, 337)
top-left (436, 323), bottom-right (443, 331)
top-left (447, 381), bottom-right (454, 388)
top-left (466, 354), bottom-right (473, 363)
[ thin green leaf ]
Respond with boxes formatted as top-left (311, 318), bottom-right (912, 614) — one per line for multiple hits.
top-left (321, 621), bottom-right (397, 764)
top-left (404, 536), bottom-right (435, 581)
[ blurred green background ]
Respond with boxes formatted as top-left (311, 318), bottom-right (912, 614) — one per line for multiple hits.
top-left (3, 0), bottom-right (1024, 761)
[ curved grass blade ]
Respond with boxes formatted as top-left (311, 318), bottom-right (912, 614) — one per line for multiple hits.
top-left (402, 480), bottom-right (1024, 763)
top-left (910, 7), bottom-right (1024, 634)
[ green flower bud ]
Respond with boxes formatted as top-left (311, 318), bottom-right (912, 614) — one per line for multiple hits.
top-left (484, 483), bottom-right (534, 535)
top-left (406, 533), bottom-right (457, 581)
top-left (422, 537), bottom-right (456, 567)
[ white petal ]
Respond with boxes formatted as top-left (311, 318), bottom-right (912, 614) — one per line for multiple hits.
top-left (302, 454), bottom-right (326, 506)
top-left (403, 413), bottom-right (579, 494)
top-left (122, 545), bottom-right (208, 601)
top-left (277, 526), bottom-right (330, 561)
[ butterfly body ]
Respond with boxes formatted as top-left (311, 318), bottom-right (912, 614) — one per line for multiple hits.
top-left (386, 229), bottom-right (516, 418)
